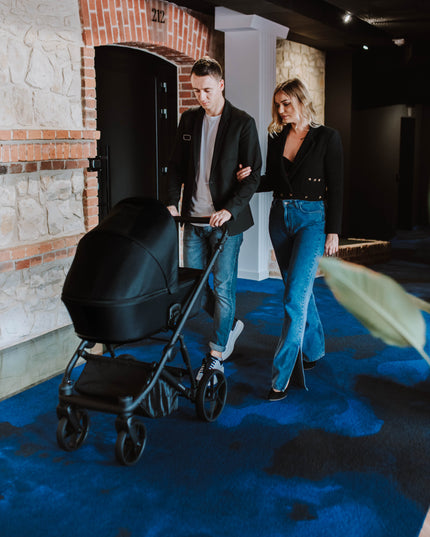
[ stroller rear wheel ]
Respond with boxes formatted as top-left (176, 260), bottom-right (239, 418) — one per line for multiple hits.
top-left (196, 370), bottom-right (227, 422)
top-left (115, 420), bottom-right (147, 466)
top-left (56, 409), bottom-right (90, 451)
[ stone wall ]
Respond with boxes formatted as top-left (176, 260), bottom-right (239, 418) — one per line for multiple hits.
top-left (0, 0), bottom-right (83, 129)
top-left (0, 258), bottom-right (73, 349)
top-left (0, 0), bottom-right (214, 398)
top-left (0, 0), bottom-right (86, 350)
top-left (276, 40), bottom-right (326, 124)
top-left (1, 170), bottom-right (85, 246)
top-left (0, 168), bottom-right (85, 348)
top-left (0, 0), bottom-right (212, 354)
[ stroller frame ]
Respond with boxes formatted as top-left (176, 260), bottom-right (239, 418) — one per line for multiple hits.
top-left (57, 216), bottom-right (229, 465)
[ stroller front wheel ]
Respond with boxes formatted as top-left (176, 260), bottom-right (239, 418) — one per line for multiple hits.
top-left (56, 409), bottom-right (90, 451)
top-left (115, 420), bottom-right (147, 466)
top-left (196, 370), bottom-right (227, 422)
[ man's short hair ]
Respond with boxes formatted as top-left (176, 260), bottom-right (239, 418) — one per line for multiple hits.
top-left (191, 57), bottom-right (223, 80)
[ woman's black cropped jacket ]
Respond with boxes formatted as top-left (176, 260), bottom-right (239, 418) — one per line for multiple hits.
top-left (261, 124), bottom-right (343, 234)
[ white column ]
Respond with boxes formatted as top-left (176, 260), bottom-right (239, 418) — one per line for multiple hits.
top-left (215, 7), bottom-right (289, 280)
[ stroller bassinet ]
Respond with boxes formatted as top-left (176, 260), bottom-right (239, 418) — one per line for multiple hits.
top-left (57, 197), bottom-right (228, 465)
top-left (62, 196), bottom-right (197, 343)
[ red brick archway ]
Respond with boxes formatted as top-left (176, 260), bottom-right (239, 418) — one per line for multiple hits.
top-left (78, 0), bottom-right (212, 232)
top-left (0, 0), bottom-right (212, 274)
top-left (79, 0), bottom-right (211, 120)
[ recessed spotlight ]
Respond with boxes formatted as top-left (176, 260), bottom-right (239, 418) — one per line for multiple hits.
top-left (362, 44), bottom-right (369, 50)
top-left (393, 38), bottom-right (405, 46)
top-left (343, 12), bottom-right (352, 23)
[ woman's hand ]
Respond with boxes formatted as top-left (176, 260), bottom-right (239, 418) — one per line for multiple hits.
top-left (237, 164), bottom-right (252, 182)
top-left (324, 233), bottom-right (339, 256)
top-left (167, 205), bottom-right (180, 217)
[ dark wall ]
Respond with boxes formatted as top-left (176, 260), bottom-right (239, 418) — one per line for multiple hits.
top-left (325, 51), bottom-right (352, 236)
top-left (350, 105), bottom-right (405, 239)
top-left (352, 43), bottom-right (430, 109)
top-left (414, 104), bottom-right (430, 226)
top-left (325, 45), bottom-right (430, 240)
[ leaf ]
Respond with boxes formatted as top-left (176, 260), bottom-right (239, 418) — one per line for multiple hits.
top-left (318, 257), bottom-right (430, 365)
top-left (409, 294), bottom-right (430, 314)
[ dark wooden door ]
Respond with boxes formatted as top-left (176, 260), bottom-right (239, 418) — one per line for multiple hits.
top-left (95, 46), bottom-right (177, 218)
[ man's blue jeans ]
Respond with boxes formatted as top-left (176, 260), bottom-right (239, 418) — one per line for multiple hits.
top-left (183, 224), bottom-right (243, 353)
top-left (269, 199), bottom-right (326, 391)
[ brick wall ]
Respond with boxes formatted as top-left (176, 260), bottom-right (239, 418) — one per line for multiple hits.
top-left (0, 0), bottom-right (213, 350)
top-left (79, 0), bottom-right (211, 113)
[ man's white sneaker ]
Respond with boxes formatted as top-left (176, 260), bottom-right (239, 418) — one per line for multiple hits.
top-left (221, 319), bottom-right (244, 361)
top-left (196, 354), bottom-right (224, 383)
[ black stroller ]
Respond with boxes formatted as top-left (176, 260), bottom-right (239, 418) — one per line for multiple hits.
top-left (57, 197), bottom-right (228, 465)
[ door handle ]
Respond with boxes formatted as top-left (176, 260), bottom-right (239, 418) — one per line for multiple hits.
top-left (87, 155), bottom-right (108, 172)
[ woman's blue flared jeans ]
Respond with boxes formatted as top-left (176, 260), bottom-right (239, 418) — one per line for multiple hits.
top-left (269, 199), bottom-right (326, 391)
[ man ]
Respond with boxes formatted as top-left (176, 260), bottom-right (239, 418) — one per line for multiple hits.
top-left (167, 57), bottom-right (261, 380)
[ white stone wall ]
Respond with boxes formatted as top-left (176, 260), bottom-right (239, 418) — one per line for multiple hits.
top-left (0, 0), bottom-right (83, 129)
top-left (0, 170), bottom-right (85, 247)
top-left (0, 0), bottom-right (85, 353)
top-left (276, 40), bottom-right (326, 124)
top-left (0, 168), bottom-right (85, 349)
top-left (0, 257), bottom-right (73, 350)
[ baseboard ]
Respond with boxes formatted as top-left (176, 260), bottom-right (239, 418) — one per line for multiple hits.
top-left (238, 268), bottom-right (270, 281)
top-left (0, 325), bottom-right (81, 401)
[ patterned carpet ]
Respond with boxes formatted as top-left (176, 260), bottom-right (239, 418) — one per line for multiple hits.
top-left (1, 249), bottom-right (429, 537)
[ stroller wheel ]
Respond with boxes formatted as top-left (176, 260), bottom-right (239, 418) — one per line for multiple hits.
top-left (196, 370), bottom-right (227, 422)
top-left (115, 421), bottom-right (147, 466)
top-left (56, 409), bottom-right (90, 452)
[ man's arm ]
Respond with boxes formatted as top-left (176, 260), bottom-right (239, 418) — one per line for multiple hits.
top-left (223, 116), bottom-right (262, 220)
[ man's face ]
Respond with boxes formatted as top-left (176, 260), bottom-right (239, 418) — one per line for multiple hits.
top-left (191, 74), bottom-right (225, 116)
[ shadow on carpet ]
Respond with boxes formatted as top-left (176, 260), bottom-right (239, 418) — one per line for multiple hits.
top-left (0, 276), bottom-right (429, 537)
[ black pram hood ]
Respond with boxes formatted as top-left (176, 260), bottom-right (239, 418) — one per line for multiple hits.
top-left (63, 197), bottom-right (178, 304)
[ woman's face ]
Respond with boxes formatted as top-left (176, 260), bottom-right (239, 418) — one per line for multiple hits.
top-left (274, 91), bottom-right (302, 125)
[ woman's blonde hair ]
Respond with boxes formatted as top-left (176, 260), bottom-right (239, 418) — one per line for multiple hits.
top-left (268, 78), bottom-right (319, 136)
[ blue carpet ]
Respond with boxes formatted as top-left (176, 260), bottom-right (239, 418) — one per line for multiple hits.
top-left (1, 270), bottom-right (430, 537)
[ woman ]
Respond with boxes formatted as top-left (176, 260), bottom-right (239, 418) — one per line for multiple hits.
top-left (238, 78), bottom-right (343, 401)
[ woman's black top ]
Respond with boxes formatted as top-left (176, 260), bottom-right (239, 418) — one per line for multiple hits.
top-left (261, 124), bottom-right (343, 234)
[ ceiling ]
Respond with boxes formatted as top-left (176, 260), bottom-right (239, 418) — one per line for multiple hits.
top-left (177, 0), bottom-right (430, 51)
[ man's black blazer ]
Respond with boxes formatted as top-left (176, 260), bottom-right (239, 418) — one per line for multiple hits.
top-left (167, 99), bottom-right (262, 235)
top-left (263, 124), bottom-right (343, 234)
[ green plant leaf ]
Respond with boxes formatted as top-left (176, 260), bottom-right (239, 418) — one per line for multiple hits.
top-left (409, 294), bottom-right (430, 314)
top-left (318, 257), bottom-right (430, 365)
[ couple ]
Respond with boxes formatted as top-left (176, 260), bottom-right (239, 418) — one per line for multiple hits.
top-left (166, 57), bottom-right (343, 401)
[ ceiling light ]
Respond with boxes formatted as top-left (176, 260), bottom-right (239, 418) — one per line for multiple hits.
top-left (393, 38), bottom-right (405, 46)
top-left (362, 44), bottom-right (369, 50)
top-left (343, 12), bottom-right (352, 23)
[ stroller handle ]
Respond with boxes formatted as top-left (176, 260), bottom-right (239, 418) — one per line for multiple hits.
top-left (173, 216), bottom-right (229, 233)
top-left (173, 215), bottom-right (229, 236)
top-left (173, 216), bottom-right (210, 224)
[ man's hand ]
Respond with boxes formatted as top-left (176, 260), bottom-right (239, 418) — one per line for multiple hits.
top-left (210, 209), bottom-right (232, 227)
top-left (167, 205), bottom-right (180, 217)
top-left (324, 233), bottom-right (339, 256)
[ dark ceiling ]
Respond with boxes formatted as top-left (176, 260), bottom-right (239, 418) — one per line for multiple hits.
top-left (176, 0), bottom-right (430, 106)
top-left (177, 0), bottom-right (430, 51)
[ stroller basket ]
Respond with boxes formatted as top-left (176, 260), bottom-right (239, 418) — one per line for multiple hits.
top-left (75, 353), bottom-right (178, 419)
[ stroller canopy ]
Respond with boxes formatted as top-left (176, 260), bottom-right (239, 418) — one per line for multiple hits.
top-left (63, 197), bottom-right (178, 304)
